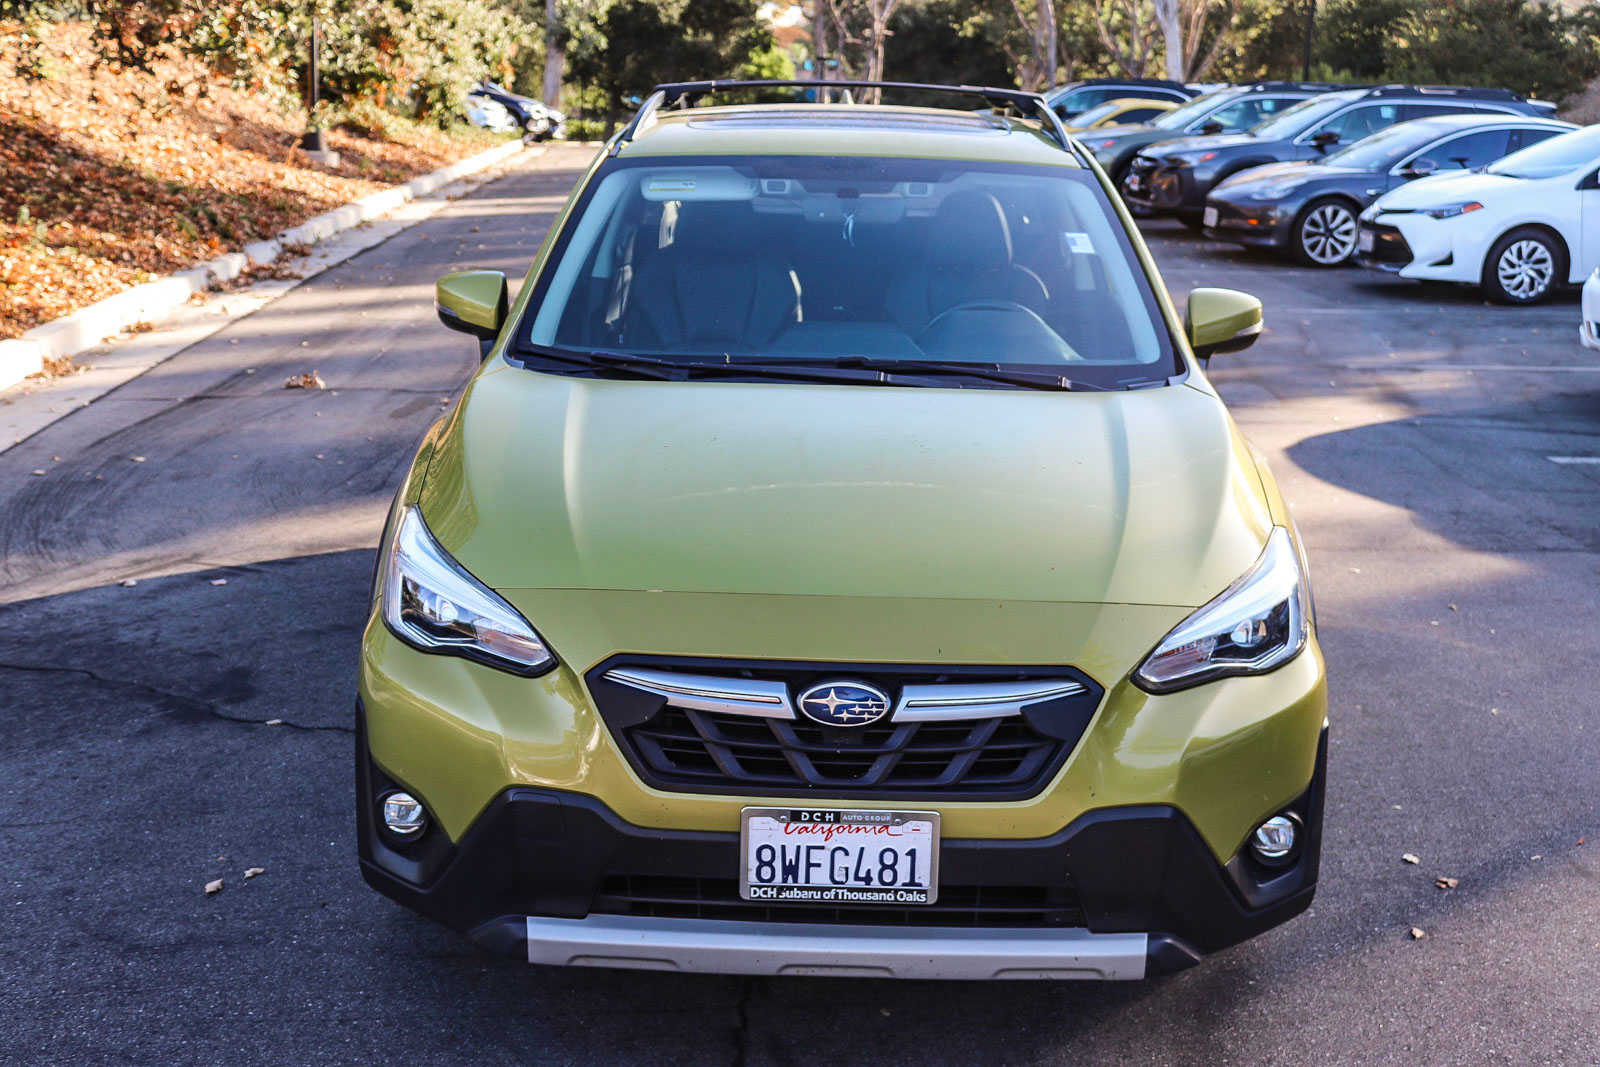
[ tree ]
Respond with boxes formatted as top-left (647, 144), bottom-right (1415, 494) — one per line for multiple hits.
top-left (883, 0), bottom-right (1015, 87)
top-left (566, 0), bottom-right (773, 129)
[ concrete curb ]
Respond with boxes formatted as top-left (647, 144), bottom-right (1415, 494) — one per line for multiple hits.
top-left (0, 138), bottom-right (527, 392)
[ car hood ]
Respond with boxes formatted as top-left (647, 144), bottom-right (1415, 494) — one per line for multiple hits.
top-left (1146, 132), bottom-right (1259, 158)
top-left (1373, 170), bottom-right (1521, 209)
top-left (418, 370), bottom-right (1273, 608)
top-left (1217, 161), bottom-right (1365, 191)
top-left (1085, 122), bottom-right (1167, 142)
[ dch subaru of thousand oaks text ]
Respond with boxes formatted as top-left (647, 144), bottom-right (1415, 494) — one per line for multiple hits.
top-left (357, 80), bottom-right (1328, 981)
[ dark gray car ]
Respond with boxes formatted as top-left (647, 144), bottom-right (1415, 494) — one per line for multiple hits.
top-left (1203, 114), bottom-right (1574, 265)
top-left (1085, 83), bottom-right (1346, 184)
top-left (1122, 85), bottom-right (1553, 227)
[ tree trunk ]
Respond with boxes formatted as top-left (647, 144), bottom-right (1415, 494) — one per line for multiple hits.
top-left (543, 0), bottom-right (564, 109)
top-left (1153, 0), bottom-right (1183, 82)
top-left (1041, 0), bottom-right (1057, 88)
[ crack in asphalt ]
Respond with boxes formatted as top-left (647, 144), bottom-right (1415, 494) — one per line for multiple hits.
top-left (0, 660), bottom-right (353, 734)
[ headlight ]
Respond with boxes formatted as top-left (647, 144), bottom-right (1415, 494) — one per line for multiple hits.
top-left (1133, 527), bottom-right (1311, 693)
top-left (381, 506), bottom-right (555, 675)
top-left (1421, 201), bottom-right (1483, 220)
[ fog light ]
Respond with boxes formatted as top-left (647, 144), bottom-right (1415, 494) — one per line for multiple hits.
top-left (381, 791), bottom-right (427, 838)
top-left (1250, 814), bottom-right (1298, 865)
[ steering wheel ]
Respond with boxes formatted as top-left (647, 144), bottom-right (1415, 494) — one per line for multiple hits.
top-left (922, 300), bottom-right (1036, 333)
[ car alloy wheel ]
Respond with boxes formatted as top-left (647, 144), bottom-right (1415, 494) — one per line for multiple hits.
top-left (1495, 238), bottom-right (1556, 302)
top-left (1296, 201), bottom-right (1358, 267)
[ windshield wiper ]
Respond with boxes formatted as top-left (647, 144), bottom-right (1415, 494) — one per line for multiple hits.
top-left (516, 346), bottom-right (1114, 391)
top-left (516, 344), bottom-right (894, 386)
top-left (820, 356), bottom-right (1111, 392)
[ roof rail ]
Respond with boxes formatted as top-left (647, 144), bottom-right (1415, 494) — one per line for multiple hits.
top-left (1365, 84), bottom-right (1525, 101)
top-left (1242, 80), bottom-right (1368, 92)
top-left (611, 79), bottom-right (1074, 152)
top-left (1061, 76), bottom-right (1189, 90)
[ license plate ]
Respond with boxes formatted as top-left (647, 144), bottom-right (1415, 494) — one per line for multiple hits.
top-left (1126, 174), bottom-right (1143, 191)
top-left (740, 807), bottom-right (939, 905)
top-left (1203, 206), bottom-right (1218, 228)
top-left (1358, 229), bottom-right (1374, 253)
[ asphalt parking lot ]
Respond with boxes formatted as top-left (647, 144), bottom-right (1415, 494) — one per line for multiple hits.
top-left (2, 145), bottom-right (1597, 1063)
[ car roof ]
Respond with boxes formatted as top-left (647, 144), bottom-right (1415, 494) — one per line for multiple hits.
top-left (617, 103), bottom-right (1082, 167)
top-left (1400, 112), bottom-right (1572, 132)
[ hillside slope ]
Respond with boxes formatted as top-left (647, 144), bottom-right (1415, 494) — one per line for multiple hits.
top-left (0, 22), bottom-right (508, 340)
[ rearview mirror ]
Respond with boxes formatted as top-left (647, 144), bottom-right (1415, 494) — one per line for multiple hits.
top-left (436, 270), bottom-right (508, 343)
top-left (1198, 121), bottom-right (1224, 134)
top-left (1400, 157), bottom-right (1437, 180)
top-left (1186, 288), bottom-right (1263, 360)
top-left (1311, 130), bottom-right (1340, 150)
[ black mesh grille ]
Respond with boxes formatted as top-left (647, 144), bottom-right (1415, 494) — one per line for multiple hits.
top-left (628, 708), bottom-right (1060, 793)
top-left (587, 658), bottom-right (1103, 801)
top-left (592, 874), bottom-right (1084, 928)
top-left (1362, 222), bottom-right (1413, 266)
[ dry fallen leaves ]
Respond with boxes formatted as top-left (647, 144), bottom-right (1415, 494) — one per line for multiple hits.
top-left (1402, 853), bottom-right (1421, 865)
top-left (1435, 876), bottom-right (1459, 890)
top-left (120, 578), bottom-right (138, 587)
top-left (244, 867), bottom-right (265, 879)
top-left (285, 370), bottom-right (327, 390)
top-left (264, 718), bottom-right (283, 726)
top-left (209, 578), bottom-right (228, 586)
top-left (0, 22), bottom-right (495, 341)
top-left (204, 878), bottom-right (223, 895)
top-left (1409, 926), bottom-right (1426, 940)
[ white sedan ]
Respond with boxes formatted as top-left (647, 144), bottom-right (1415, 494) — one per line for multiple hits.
top-left (1583, 269), bottom-right (1600, 349)
top-left (1356, 125), bottom-right (1600, 304)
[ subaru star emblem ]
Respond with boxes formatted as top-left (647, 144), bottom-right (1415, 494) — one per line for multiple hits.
top-left (796, 681), bottom-right (891, 727)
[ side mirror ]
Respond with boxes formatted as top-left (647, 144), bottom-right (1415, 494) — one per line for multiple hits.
top-left (1311, 130), bottom-right (1341, 150)
top-left (1198, 121), bottom-right (1224, 134)
top-left (1400, 157), bottom-right (1437, 180)
top-left (1186, 287), bottom-right (1263, 360)
top-left (435, 270), bottom-right (508, 343)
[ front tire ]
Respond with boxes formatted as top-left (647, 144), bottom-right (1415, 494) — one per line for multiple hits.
top-left (1483, 228), bottom-right (1565, 305)
top-left (1292, 198), bottom-right (1359, 267)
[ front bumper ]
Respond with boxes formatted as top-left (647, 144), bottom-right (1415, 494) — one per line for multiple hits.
top-left (359, 704), bottom-right (1327, 978)
top-left (1202, 195), bottom-right (1292, 249)
top-left (1123, 158), bottom-right (1215, 218)
top-left (500, 914), bottom-right (1151, 980)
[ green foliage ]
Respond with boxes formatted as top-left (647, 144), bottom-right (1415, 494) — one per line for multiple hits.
top-left (566, 0), bottom-right (774, 128)
top-left (1319, 0), bottom-right (1600, 101)
top-left (883, 0), bottom-right (1015, 87)
top-left (5, 1), bottom-right (536, 128)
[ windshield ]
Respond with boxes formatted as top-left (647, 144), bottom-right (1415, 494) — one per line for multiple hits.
top-left (1070, 100), bottom-right (1128, 127)
top-left (1486, 125), bottom-right (1600, 179)
top-left (1249, 93), bottom-right (1356, 140)
top-left (1321, 122), bottom-right (1437, 170)
top-left (1152, 90), bottom-right (1231, 130)
top-left (519, 155), bottom-right (1174, 387)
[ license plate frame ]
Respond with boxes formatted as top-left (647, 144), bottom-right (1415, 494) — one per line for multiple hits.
top-left (1203, 206), bottom-right (1219, 229)
top-left (739, 807), bottom-right (940, 905)
top-left (1358, 228), bottom-right (1374, 253)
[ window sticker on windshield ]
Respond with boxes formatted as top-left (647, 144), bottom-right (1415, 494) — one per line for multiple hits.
top-left (1064, 231), bottom-right (1095, 255)
top-left (646, 178), bottom-right (698, 196)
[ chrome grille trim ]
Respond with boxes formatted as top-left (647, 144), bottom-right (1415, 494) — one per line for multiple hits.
top-left (894, 680), bottom-right (1088, 722)
top-left (603, 669), bottom-right (1087, 724)
top-left (601, 668), bottom-right (793, 719)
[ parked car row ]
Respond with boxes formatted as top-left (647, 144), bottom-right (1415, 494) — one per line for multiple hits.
top-left (466, 81), bottom-right (567, 141)
top-left (1059, 76), bottom-right (1595, 305)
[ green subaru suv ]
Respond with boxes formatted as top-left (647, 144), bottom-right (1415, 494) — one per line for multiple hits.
top-left (357, 80), bottom-right (1326, 980)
